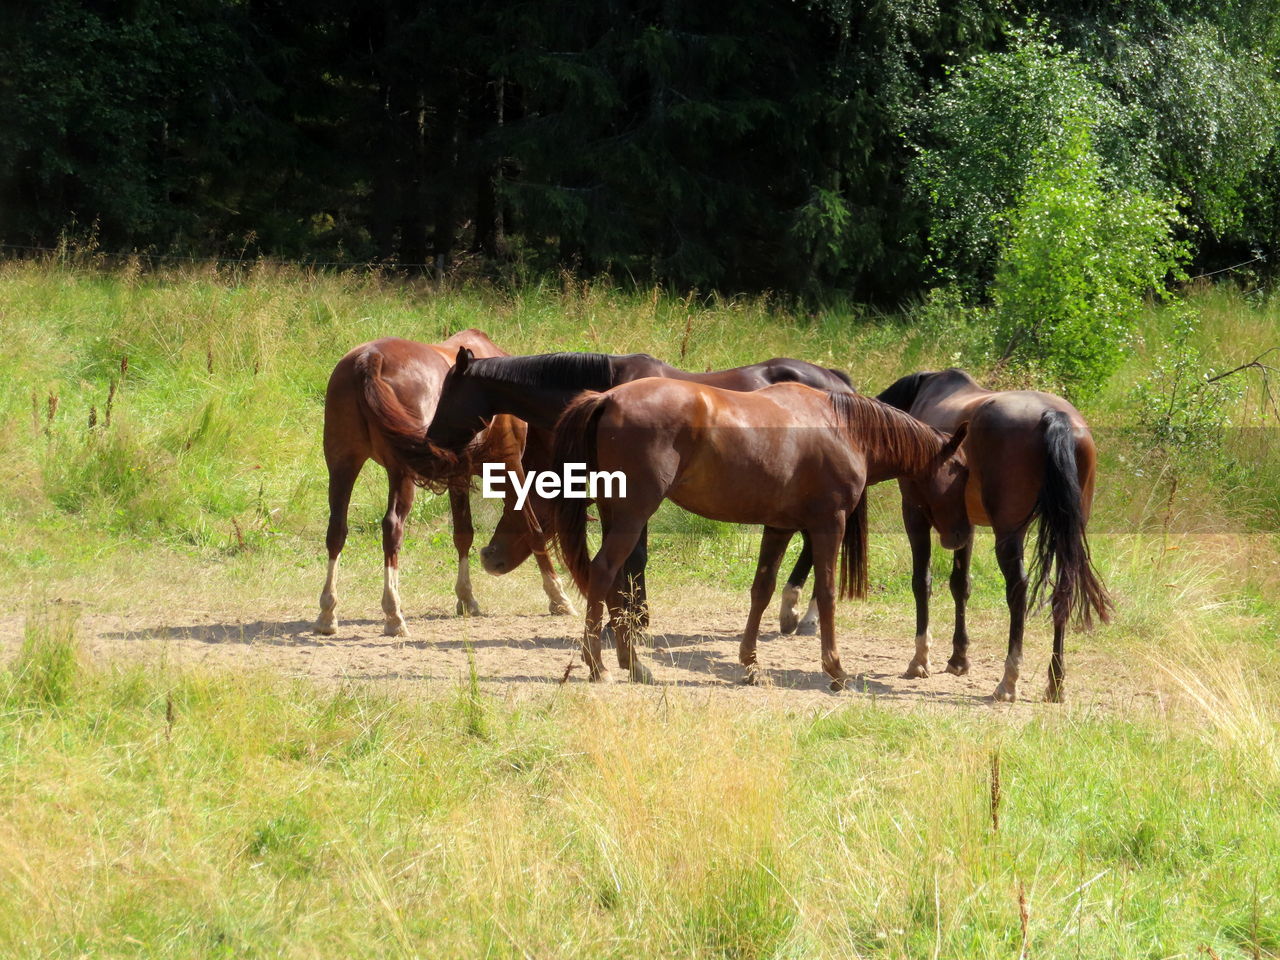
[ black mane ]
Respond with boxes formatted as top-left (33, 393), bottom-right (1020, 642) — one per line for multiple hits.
top-left (467, 352), bottom-right (617, 392)
top-left (876, 371), bottom-right (928, 411)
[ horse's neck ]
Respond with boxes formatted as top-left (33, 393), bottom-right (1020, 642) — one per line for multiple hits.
top-left (481, 377), bottom-right (588, 430)
top-left (861, 433), bottom-right (942, 485)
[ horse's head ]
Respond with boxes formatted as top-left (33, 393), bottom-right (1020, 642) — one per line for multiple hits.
top-left (905, 421), bottom-right (971, 550)
top-left (427, 347), bottom-right (495, 452)
top-left (480, 485), bottom-right (556, 575)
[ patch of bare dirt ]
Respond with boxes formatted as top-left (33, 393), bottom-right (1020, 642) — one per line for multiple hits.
top-left (0, 589), bottom-right (1165, 715)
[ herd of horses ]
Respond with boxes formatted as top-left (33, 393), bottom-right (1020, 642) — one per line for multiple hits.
top-left (313, 329), bottom-right (1111, 703)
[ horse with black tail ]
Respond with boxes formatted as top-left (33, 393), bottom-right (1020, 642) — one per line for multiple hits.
top-left (875, 368), bottom-right (1111, 702)
top-left (551, 380), bottom-right (969, 688)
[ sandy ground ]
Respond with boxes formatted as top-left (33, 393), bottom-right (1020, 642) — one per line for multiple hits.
top-left (0, 584), bottom-right (1164, 715)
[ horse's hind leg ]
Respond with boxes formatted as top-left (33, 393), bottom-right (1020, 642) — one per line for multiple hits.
top-left (380, 469), bottom-right (417, 636)
top-left (992, 526), bottom-right (1029, 702)
top-left (741, 526), bottom-right (793, 684)
top-left (585, 515), bottom-right (651, 683)
top-left (1046, 620), bottom-right (1066, 702)
top-left (946, 539), bottom-right (973, 675)
top-left (316, 457), bottom-right (363, 635)
top-left (902, 501), bottom-right (934, 678)
top-left (449, 489), bottom-right (482, 617)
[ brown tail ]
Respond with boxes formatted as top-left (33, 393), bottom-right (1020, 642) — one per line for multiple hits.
top-left (838, 491), bottom-right (869, 601)
top-left (353, 347), bottom-right (460, 488)
top-left (550, 392), bottom-right (609, 595)
top-left (1030, 411), bottom-right (1112, 628)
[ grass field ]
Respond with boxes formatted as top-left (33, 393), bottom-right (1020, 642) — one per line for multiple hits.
top-left (1, 258), bottom-right (1279, 957)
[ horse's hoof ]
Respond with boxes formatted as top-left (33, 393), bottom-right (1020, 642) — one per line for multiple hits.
top-left (589, 670), bottom-right (614, 684)
top-left (991, 683), bottom-right (1017, 703)
top-left (383, 620), bottom-right (409, 638)
top-left (829, 675), bottom-right (850, 692)
top-left (313, 620), bottom-right (336, 636)
top-left (796, 620), bottom-right (818, 637)
top-left (455, 600), bottom-right (481, 617)
top-left (902, 659), bottom-right (931, 679)
top-left (549, 599), bottom-right (576, 616)
top-left (778, 613), bottom-right (798, 635)
top-left (629, 662), bottom-right (656, 685)
top-left (740, 669), bottom-right (759, 686)
top-left (1044, 682), bottom-right (1064, 704)
top-left (945, 660), bottom-right (970, 676)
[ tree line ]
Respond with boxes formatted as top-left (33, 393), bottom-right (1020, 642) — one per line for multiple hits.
top-left (2, 1), bottom-right (1278, 301)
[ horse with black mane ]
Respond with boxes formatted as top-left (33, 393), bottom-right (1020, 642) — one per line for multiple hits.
top-left (873, 368), bottom-right (1111, 702)
top-left (550, 380), bottom-right (969, 687)
top-left (416, 349), bottom-right (856, 629)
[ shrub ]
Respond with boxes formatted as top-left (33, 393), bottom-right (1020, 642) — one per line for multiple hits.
top-left (989, 113), bottom-right (1189, 395)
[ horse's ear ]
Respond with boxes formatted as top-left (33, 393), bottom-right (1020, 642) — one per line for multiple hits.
top-left (941, 420), bottom-right (969, 458)
top-left (455, 346), bottom-right (473, 373)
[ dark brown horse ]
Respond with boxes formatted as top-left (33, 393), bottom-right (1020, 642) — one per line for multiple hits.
top-left (876, 368), bottom-right (1111, 702)
top-left (313, 331), bottom-right (573, 637)
top-left (419, 350), bottom-right (855, 628)
top-left (551, 380), bottom-right (969, 687)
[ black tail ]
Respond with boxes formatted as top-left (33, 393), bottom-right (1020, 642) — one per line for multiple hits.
top-left (551, 392), bottom-right (609, 595)
top-left (354, 348), bottom-right (461, 490)
top-left (839, 491), bottom-right (869, 601)
top-left (1030, 411), bottom-right (1112, 628)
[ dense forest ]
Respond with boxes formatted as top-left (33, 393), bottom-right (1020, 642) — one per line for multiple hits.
top-left (3, 1), bottom-right (1279, 301)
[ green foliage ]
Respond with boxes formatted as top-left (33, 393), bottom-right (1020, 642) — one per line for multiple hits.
top-left (989, 114), bottom-right (1189, 394)
top-left (916, 27), bottom-right (1148, 293)
top-left (1134, 307), bottom-right (1241, 461)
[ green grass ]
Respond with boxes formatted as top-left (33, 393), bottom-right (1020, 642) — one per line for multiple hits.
top-left (0, 259), bottom-right (1278, 956)
top-left (1, 618), bottom-right (1278, 958)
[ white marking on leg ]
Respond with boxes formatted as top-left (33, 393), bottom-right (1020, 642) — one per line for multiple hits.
top-left (778, 584), bottom-right (801, 634)
top-left (542, 569), bottom-right (576, 616)
top-left (903, 629), bottom-right (932, 678)
top-left (314, 556), bottom-right (339, 634)
top-left (455, 556), bottom-right (481, 617)
top-left (992, 655), bottom-right (1021, 702)
top-left (381, 563), bottom-right (408, 636)
top-left (796, 595), bottom-right (819, 636)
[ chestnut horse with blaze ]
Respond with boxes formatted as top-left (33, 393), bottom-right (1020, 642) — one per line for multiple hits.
top-left (877, 368), bottom-right (1111, 702)
top-left (314, 330), bottom-right (573, 637)
top-left (552, 380), bottom-right (969, 687)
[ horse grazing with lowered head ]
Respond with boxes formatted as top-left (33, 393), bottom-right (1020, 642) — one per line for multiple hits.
top-left (551, 379), bottom-right (969, 688)
top-left (314, 330), bottom-right (574, 637)
top-left (419, 349), bottom-right (856, 629)
top-left (876, 368), bottom-right (1111, 702)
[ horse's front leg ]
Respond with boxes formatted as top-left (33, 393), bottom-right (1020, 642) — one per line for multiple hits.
top-left (808, 523), bottom-right (848, 691)
top-left (381, 470), bottom-right (416, 636)
top-left (778, 532), bottom-right (811, 634)
top-left (449, 489), bottom-right (482, 617)
top-left (902, 500), bottom-right (934, 678)
top-left (533, 542), bottom-right (576, 615)
top-left (741, 527), bottom-right (793, 684)
top-left (946, 538), bottom-right (973, 675)
top-left (992, 526), bottom-right (1028, 702)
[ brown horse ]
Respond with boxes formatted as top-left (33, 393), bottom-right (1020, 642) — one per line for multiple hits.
top-left (420, 350), bottom-right (855, 629)
top-left (313, 330), bottom-right (573, 637)
top-left (876, 368), bottom-right (1111, 702)
top-left (551, 380), bottom-right (969, 687)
